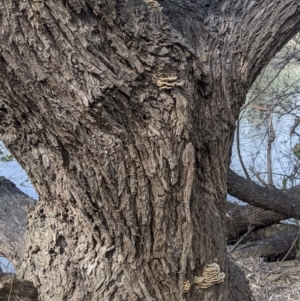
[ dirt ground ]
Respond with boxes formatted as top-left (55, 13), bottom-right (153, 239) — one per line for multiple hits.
top-left (238, 257), bottom-right (300, 301)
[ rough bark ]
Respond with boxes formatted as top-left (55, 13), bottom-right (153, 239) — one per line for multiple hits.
top-left (226, 202), bottom-right (286, 240)
top-left (0, 274), bottom-right (38, 301)
top-left (228, 257), bottom-right (254, 301)
top-left (228, 169), bottom-right (300, 219)
top-left (226, 202), bottom-right (300, 260)
top-left (0, 177), bottom-right (34, 266)
top-left (241, 223), bottom-right (300, 244)
top-left (232, 229), bottom-right (300, 259)
top-left (0, 261), bottom-right (251, 301)
top-left (0, 1), bottom-right (299, 301)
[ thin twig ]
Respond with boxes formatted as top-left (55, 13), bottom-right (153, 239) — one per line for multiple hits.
top-left (290, 117), bottom-right (300, 136)
top-left (262, 266), bottom-right (281, 280)
top-left (8, 274), bottom-right (14, 301)
top-left (250, 166), bottom-right (269, 187)
top-left (229, 226), bottom-right (256, 253)
top-left (236, 120), bottom-right (251, 180)
top-left (279, 233), bottom-right (299, 264)
top-left (262, 233), bottom-right (299, 280)
top-left (267, 109), bottom-right (275, 187)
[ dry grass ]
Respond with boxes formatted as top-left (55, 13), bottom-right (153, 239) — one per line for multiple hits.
top-left (237, 257), bottom-right (300, 301)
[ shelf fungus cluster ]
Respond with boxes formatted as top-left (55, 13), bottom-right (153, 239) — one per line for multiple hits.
top-left (143, 0), bottom-right (163, 11)
top-left (183, 263), bottom-right (225, 293)
top-left (156, 76), bottom-right (184, 90)
top-left (194, 263), bottom-right (225, 289)
top-left (183, 280), bottom-right (191, 293)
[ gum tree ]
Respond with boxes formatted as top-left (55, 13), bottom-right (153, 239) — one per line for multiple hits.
top-left (1, 1), bottom-right (300, 300)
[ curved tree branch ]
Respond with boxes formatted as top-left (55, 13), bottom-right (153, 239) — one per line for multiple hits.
top-left (227, 169), bottom-right (300, 219)
top-left (226, 201), bottom-right (286, 239)
top-left (161, 0), bottom-right (300, 95)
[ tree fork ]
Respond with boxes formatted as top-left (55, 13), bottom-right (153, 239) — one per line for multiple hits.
top-left (0, 1), bottom-right (300, 300)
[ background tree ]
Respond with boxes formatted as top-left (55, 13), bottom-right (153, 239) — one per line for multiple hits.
top-left (1, 1), bottom-right (300, 300)
top-left (232, 34), bottom-right (300, 189)
top-left (226, 33), bottom-right (300, 259)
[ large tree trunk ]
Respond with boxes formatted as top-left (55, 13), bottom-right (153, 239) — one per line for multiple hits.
top-left (1, 1), bottom-right (300, 300)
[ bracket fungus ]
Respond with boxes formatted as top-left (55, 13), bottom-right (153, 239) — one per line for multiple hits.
top-left (143, 0), bottom-right (163, 11)
top-left (193, 263), bottom-right (225, 289)
top-left (156, 76), bottom-right (184, 90)
top-left (183, 280), bottom-right (191, 293)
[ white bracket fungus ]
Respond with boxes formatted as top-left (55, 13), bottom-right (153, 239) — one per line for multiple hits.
top-left (156, 76), bottom-right (184, 90)
top-left (183, 280), bottom-right (191, 293)
top-left (182, 263), bottom-right (225, 293)
top-left (143, 0), bottom-right (163, 11)
top-left (193, 263), bottom-right (225, 289)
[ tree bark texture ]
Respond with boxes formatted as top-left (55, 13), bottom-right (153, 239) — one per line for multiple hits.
top-left (0, 1), bottom-right (300, 300)
top-left (228, 257), bottom-right (254, 301)
top-left (0, 177), bottom-right (34, 267)
top-left (232, 229), bottom-right (300, 259)
top-left (228, 169), bottom-right (300, 219)
top-left (226, 202), bottom-right (286, 240)
top-left (240, 223), bottom-right (300, 244)
top-left (0, 274), bottom-right (38, 301)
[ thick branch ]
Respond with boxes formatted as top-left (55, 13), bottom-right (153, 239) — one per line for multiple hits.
top-left (227, 169), bottom-right (300, 219)
top-left (226, 202), bottom-right (285, 239)
top-left (242, 223), bottom-right (300, 244)
top-left (226, 0), bottom-right (300, 86)
top-left (231, 230), bottom-right (300, 259)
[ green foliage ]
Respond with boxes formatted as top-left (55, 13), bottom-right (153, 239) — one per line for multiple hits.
top-left (0, 154), bottom-right (14, 162)
top-left (292, 144), bottom-right (300, 160)
top-left (282, 177), bottom-right (288, 190)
